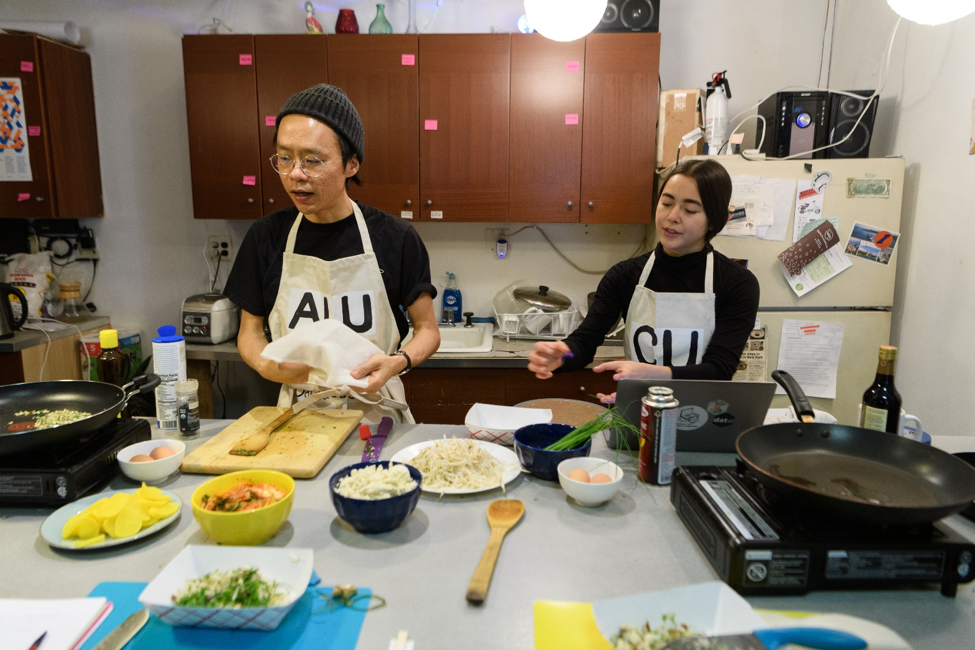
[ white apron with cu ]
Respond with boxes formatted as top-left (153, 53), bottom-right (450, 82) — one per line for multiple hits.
top-left (267, 202), bottom-right (413, 423)
top-left (623, 251), bottom-right (716, 368)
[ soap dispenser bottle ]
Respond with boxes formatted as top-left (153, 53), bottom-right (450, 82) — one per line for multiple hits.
top-left (443, 272), bottom-right (462, 323)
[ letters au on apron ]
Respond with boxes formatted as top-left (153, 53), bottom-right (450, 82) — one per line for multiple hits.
top-left (623, 251), bottom-right (716, 368)
top-left (267, 202), bottom-right (413, 423)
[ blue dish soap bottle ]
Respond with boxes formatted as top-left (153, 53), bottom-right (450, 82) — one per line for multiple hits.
top-left (443, 272), bottom-right (462, 323)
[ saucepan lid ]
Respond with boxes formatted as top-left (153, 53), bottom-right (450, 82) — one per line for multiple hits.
top-left (513, 285), bottom-right (571, 312)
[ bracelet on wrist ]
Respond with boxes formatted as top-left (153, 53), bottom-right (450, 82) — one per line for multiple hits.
top-left (394, 350), bottom-right (412, 376)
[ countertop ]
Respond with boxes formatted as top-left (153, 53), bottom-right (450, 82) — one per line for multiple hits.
top-left (0, 316), bottom-right (110, 353)
top-left (1, 421), bottom-right (974, 650)
top-left (187, 333), bottom-right (626, 368)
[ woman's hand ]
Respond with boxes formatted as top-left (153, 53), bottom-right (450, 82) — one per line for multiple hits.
top-left (528, 341), bottom-right (572, 379)
top-left (350, 353), bottom-right (403, 395)
top-left (592, 360), bottom-right (673, 381)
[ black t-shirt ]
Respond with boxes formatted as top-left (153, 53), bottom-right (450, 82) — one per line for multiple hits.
top-left (561, 243), bottom-right (760, 380)
top-left (224, 203), bottom-right (436, 340)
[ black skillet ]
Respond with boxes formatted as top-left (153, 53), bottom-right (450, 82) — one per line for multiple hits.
top-left (0, 375), bottom-right (159, 457)
top-left (735, 370), bottom-right (975, 526)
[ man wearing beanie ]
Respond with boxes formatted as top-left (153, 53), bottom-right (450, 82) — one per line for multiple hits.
top-left (225, 84), bottom-right (440, 423)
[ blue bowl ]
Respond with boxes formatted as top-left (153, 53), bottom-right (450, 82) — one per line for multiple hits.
top-left (513, 423), bottom-right (592, 481)
top-left (329, 461), bottom-right (422, 534)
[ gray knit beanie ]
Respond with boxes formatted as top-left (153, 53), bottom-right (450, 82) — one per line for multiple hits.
top-left (277, 84), bottom-right (364, 162)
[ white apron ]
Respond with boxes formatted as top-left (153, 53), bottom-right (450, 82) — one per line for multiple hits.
top-left (623, 251), bottom-right (716, 368)
top-left (267, 202), bottom-right (414, 424)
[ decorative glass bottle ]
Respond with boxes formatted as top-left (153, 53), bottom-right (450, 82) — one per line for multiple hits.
top-left (369, 4), bottom-right (393, 34)
top-left (335, 9), bottom-right (359, 34)
top-left (405, 0), bottom-right (419, 33)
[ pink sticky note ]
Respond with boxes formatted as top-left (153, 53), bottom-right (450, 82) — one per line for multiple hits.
top-left (242, 175), bottom-right (256, 186)
top-left (28, 126), bottom-right (41, 137)
top-left (401, 54), bottom-right (415, 66)
top-left (424, 120), bottom-right (438, 131)
top-left (17, 193), bottom-right (30, 202)
top-left (239, 54), bottom-right (252, 66)
top-left (565, 113), bottom-right (579, 125)
top-left (265, 115), bottom-right (276, 127)
top-left (566, 61), bottom-right (580, 73)
top-left (21, 61), bottom-right (34, 73)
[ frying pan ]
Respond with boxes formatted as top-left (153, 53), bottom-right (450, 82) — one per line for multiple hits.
top-left (0, 375), bottom-right (159, 457)
top-left (735, 370), bottom-right (975, 526)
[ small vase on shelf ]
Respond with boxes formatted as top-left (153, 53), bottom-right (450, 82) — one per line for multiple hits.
top-left (335, 9), bottom-right (359, 34)
top-left (405, 0), bottom-right (419, 33)
top-left (369, 4), bottom-right (393, 34)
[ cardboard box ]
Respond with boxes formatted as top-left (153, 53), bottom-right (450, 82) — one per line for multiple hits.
top-left (657, 88), bottom-right (704, 169)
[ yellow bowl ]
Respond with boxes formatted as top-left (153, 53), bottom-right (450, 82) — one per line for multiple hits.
top-left (191, 470), bottom-right (295, 546)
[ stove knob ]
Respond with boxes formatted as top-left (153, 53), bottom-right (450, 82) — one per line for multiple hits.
top-left (56, 476), bottom-right (67, 487)
top-left (958, 551), bottom-right (973, 578)
top-left (57, 486), bottom-right (68, 498)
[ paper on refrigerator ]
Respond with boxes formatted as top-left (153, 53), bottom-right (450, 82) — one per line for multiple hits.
top-left (775, 320), bottom-right (844, 399)
top-left (721, 175), bottom-right (794, 241)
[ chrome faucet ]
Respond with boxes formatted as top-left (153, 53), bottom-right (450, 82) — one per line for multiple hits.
top-left (441, 308), bottom-right (456, 327)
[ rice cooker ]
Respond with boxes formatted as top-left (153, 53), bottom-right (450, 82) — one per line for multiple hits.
top-left (181, 293), bottom-right (240, 344)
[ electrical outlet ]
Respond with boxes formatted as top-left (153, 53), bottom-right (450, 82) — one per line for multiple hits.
top-left (484, 228), bottom-right (506, 253)
top-left (207, 236), bottom-right (232, 260)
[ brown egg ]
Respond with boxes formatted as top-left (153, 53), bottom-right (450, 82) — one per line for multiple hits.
top-left (129, 454), bottom-right (154, 463)
top-left (568, 468), bottom-right (591, 483)
top-left (150, 446), bottom-right (176, 460)
top-left (590, 473), bottom-right (613, 484)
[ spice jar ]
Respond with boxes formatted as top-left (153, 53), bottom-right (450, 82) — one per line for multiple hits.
top-left (176, 379), bottom-right (200, 438)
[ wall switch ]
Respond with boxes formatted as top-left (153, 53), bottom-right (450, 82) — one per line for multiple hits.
top-left (207, 236), bottom-right (232, 260)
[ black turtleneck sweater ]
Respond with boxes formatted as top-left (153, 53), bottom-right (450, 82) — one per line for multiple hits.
top-left (561, 243), bottom-right (760, 380)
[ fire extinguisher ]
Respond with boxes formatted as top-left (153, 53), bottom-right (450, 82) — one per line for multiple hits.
top-left (705, 71), bottom-right (731, 155)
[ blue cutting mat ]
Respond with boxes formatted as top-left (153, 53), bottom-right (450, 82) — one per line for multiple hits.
top-left (82, 579), bottom-right (369, 650)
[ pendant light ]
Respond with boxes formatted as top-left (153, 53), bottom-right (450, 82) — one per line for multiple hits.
top-left (886, 0), bottom-right (975, 25)
top-left (524, 0), bottom-right (607, 42)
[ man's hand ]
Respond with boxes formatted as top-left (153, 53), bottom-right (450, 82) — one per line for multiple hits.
top-left (592, 360), bottom-right (673, 381)
top-left (527, 341), bottom-right (572, 379)
top-left (350, 353), bottom-right (403, 394)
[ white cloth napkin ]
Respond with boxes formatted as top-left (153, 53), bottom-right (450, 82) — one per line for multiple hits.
top-left (260, 320), bottom-right (381, 390)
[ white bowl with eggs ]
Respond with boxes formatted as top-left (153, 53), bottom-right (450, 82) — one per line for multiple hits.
top-left (557, 457), bottom-right (624, 507)
top-left (118, 439), bottom-right (186, 484)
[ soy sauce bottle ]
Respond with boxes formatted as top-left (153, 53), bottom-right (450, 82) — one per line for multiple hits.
top-left (859, 345), bottom-right (902, 433)
top-left (96, 329), bottom-right (126, 387)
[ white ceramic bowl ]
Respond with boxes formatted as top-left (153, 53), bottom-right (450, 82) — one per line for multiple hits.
top-left (465, 403), bottom-right (552, 446)
top-left (139, 545), bottom-right (313, 630)
top-left (557, 457), bottom-right (624, 506)
top-left (117, 439), bottom-right (185, 484)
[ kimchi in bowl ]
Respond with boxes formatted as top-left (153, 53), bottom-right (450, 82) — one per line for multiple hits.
top-left (191, 470), bottom-right (295, 545)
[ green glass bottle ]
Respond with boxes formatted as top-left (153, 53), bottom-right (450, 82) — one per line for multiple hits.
top-left (369, 4), bottom-right (393, 34)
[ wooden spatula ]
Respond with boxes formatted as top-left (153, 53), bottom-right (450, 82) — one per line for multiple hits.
top-left (466, 499), bottom-right (525, 604)
top-left (229, 408), bottom-right (300, 456)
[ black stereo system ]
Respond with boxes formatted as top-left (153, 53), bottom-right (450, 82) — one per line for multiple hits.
top-left (594, 0), bottom-right (660, 32)
top-left (756, 90), bottom-right (877, 159)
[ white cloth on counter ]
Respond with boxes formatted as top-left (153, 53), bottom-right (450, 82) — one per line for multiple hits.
top-left (764, 407), bottom-right (838, 425)
top-left (260, 319), bottom-right (379, 391)
top-left (756, 611), bottom-right (912, 650)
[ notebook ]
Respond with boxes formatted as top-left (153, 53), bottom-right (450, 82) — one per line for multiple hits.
top-left (611, 379), bottom-right (776, 452)
top-left (1, 597), bottom-right (112, 650)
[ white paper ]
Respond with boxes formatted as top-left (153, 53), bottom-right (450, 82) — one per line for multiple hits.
top-left (775, 320), bottom-right (845, 399)
top-left (719, 175), bottom-right (794, 242)
top-left (0, 597), bottom-right (111, 650)
top-left (779, 245), bottom-right (852, 297)
top-left (793, 180), bottom-right (826, 242)
top-left (1, 77), bottom-right (33, 182)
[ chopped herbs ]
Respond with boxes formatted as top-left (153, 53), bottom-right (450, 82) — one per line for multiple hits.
top-left (172, 567), bottom-right (288, 608)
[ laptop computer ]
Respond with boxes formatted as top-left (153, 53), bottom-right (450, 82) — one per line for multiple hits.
top-left (610, 379), bottom-right (776, 452)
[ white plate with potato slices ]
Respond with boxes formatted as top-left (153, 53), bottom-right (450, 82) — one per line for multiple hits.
top-left (39, 486), bottom-right (182, 550)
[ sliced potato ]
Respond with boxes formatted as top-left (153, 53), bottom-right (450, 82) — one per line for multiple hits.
top-left (148, 501), bottom-right (179, 520)
top-left (76, 516), bottom-right (101, 539)
top-left (114, 505), bottom-right (144, 538)
top-left (74, 533), bottom-right (106, 548)
top-left (61, 513), bottom-right (84, 539)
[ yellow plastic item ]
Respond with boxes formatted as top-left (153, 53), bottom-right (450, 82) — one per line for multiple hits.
top-left (534, 601), bottom-right (613, 650)
top-left (191, 470), bottom-right (295, 546)
top-left (74, 534), bottom-right (107, 548)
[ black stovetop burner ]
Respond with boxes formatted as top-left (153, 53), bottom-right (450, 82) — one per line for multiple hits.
top-left (670, 463), bottom-right (975, 597)
top-left (0, 418), bottom-right (151, 506)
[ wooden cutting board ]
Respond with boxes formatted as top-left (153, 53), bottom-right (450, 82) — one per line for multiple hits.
top-left (180, 407), bottom-right (363, 479)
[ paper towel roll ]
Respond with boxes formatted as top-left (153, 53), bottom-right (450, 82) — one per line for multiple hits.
top-left (0, 21), bottom-right (82, 46)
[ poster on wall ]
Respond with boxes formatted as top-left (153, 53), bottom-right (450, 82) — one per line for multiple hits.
top-left (0, 78), bottom-right (32, 182)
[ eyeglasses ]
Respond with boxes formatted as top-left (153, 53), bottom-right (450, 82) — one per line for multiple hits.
top-left (268, 154), bottom-right (340, 177)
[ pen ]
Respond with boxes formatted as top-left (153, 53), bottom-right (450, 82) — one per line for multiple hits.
top-left (28, 631), bottom-right (46, 650)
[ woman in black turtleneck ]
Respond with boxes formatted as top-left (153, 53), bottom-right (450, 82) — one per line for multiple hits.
top-left (528, 159), bottom-right (760, 404)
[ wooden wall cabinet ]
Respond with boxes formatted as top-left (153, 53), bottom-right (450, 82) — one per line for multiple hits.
top-left (0, 35), bottom-right (103, 219)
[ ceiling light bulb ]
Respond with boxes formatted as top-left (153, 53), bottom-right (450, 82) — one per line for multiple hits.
top-left (524, 0), bottom-right (607, 42)
top-left (886, 0), bottom-right (975, 25)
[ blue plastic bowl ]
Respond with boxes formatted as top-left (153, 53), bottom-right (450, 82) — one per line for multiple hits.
top-left (513, 423), bottom-right (592, 481)
top-left (329, 461), bottom-right (422, 534)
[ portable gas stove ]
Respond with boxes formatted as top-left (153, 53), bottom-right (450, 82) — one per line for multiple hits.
top-left (0, 418), bottom-right (151, 506)
top-left (670, 463), bottom-right (975, 597)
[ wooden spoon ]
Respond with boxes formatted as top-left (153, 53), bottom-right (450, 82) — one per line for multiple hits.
top-left (229, 408), bottom-right (300, 456)
top-left (465, 499), bottom-right (525, 604)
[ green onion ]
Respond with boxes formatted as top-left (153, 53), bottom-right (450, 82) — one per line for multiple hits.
top-left (543, 407), bottom-right (641, 451)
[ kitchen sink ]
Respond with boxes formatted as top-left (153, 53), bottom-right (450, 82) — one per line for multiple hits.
top-left (403, 323), bottom-right (494, 354)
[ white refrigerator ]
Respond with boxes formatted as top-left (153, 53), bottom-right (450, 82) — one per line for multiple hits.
top-left (704, 156), bottom-right (906, 425)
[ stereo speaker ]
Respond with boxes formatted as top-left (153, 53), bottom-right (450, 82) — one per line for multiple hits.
top-left (756, 91), bottom-right (830, 159)
top-left (825, 90), bottom-right (877, 159)
top-left (593, 0), bottom-right (660, 32)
